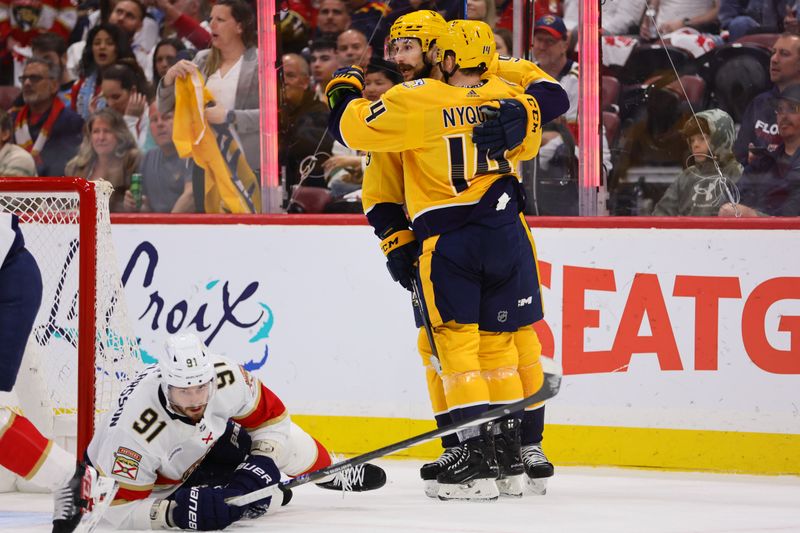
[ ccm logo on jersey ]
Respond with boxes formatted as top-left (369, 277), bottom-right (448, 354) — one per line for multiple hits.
top-left (236, 462), bottom-right (274, 484)
top-left (112, 447), bottom-right (142, 480)
top-left (518, 296), bottom-right (533, 307)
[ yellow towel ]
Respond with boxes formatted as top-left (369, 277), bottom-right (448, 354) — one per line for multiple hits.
top-left (173, 71), bottom-right (261, 213)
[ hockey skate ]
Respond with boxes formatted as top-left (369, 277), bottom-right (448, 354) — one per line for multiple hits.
top-left (436, 431), bottom-right (499, 502)
top-left (52, 462), bottom-right (118, 533)
top-left (316, 462), bottom-right (386, 492)
top-left (419, 447), bottom-right (461, 498)
top-left (494, 418), bottom-right (525, 497)
top-left (521, 442), bottom-right (554, 495)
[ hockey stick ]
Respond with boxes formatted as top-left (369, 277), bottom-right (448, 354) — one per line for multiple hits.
top-left (410, 277), bottom-right (442, 376)
top-left (226, 359), bottom-right (562, 507)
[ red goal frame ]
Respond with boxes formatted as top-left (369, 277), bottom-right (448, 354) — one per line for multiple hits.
top-left (0, 177), bottom-right (98, 457)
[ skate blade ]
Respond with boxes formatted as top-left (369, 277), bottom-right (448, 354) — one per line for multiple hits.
top-left (75, 476), bottom-right (118, 533)
top-left (524, 476), bottom-right (548, 496)
top-left (437, 478), bottom-right (499, 501)
top-left (497, 474), bottom-right (525, 498)
top-left (423, 480), bottom-right (439, 499)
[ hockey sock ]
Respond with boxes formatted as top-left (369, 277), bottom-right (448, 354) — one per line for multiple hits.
top-left (434, 413), bottom-right (459, 448)
top-left (0, 410), bottom-right (73, 488)
top-left (479, 330), bottom-right (523, 404)
top-left (520, 405), bottom-right (545, 446)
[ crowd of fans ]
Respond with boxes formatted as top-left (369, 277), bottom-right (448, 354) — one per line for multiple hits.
top-left (0, 0), bottom-right (798, 216)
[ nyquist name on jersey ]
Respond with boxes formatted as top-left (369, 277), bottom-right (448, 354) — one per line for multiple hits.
top-left (442, 105), bottom-right (486, 129)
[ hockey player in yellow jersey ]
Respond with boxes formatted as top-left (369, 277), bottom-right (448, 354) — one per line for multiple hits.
top-left (362, 13), bottom-right (567, 498)
top-left (327, 20), bottom-right (543, 501)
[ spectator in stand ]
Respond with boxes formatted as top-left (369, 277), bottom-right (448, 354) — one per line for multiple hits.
top-left (719, 0), bottom-right (787, 42)
top-left (310, 38), bottom-right (340, 102)
top-left (155, 0), bottom-right (211, 50)
top-left (533, 16), bottom-right (577, 121)
top-left (653, 109), bottom-right (743, 216)
top-left (324, 58), bottom-right (401, 198)
top-left (0, 0), bottom-right (76, 85)
top-left (496, 0), bottom-right (559, 32)
top-left (159, 0), bottom-right (261, 210)
top-left (720, 84), bottom-right (800, 216)
top-left (12, 57), bottom-right (83, 177)
top-left (124, 103), bottom-right (194, 212)
top-left (734, 33), bottom-right (800, 165)
top-left (336, 27), bottom-right (374, 68)
top-left (30, 33), bottom-right (75, 106)
top-left (466, 0), bottom-right (497, 28)
top-left (494, 27), bottom-right (512, 56)
top-left (0, 108), bottom-right (37, 176)
top-left (316, 0), bottom-right (351, 38)
top-left (108, 0), bottom-right (152, 78)
top-left (151, 38), bottom-right (186, 89)
top-left (640, 0), bottom-right (720, 39)
top-left (65, 108), bottom-right (139, 212)
top-left (532, 15), bottom-right (613, 175)
top-left (279, 52), bottom-right (331, 193)
top-left (564, 0), bottom-right (645, 36)
top-left (348, 0), bottom-right (391, 49)
top-left (71, 23), bottom-right (136, 119)
top-left (65, 0), bottom-right (153, 82)
top-left (99, 62), bottom-right (151, 149)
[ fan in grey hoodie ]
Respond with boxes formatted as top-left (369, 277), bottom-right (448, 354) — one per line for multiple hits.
top-left (653, 109), bottom-right (743, 216)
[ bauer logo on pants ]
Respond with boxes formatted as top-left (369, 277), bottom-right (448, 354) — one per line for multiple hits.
top-left (112, 447), bottom-right (142, 480)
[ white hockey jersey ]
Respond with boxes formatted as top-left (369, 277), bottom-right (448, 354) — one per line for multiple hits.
top-left (87, 353), bottom-right (327, 530)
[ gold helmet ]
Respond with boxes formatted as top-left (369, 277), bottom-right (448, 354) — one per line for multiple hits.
top-left (436, 20), bottom-right (496, 70)
top-left (388, 10), bottom-right (448, 52)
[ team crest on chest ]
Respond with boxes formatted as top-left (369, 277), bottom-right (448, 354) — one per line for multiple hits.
top-left (112, 447), bottom-right (142, 480)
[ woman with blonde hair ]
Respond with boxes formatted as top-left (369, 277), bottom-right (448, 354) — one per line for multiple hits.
top-left (65, 108), bottom-right (140, 212)
top-left (158, 0), bottom-right (260, 211)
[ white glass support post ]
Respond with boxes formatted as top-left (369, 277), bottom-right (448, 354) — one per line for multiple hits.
top-left (257, 0), bottom-right (283, 213)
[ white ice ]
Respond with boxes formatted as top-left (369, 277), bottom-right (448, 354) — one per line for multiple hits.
top-left (1, 460), bottom-right (799, 533)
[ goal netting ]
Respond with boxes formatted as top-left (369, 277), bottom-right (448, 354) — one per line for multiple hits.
top-left (0, 178), bottom-right (145, 491)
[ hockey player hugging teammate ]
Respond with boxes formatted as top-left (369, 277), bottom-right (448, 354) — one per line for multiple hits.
top-left (326, 20), bottom-right (548, 501)
top-left (87, 333), bottom-right (386, 530)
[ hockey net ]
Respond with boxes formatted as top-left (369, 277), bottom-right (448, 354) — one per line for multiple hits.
top-left (0, 178), bottom-right (144, 490)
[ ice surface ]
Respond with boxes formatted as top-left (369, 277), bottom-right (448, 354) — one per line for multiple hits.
top-left (1, 460), bottom-right (798, 533)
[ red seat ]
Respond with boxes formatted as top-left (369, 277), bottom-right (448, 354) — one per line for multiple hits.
top-left (0, 85), bottom-right (21, 111)
top-left (601, 75), bottom-right (621, 111)
top-left (602, 111), bottom-right (621, 145)
top-left (677, 75), bottom-right (706, 109)
top-left (287, 186), bottom-right (332, 213)
top-left (734, 33), bottom-right (779, 49)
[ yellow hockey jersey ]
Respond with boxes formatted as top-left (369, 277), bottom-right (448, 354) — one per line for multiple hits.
top-left (361, 55), bottom-right (558, 229)
top-left (334, 75), bottom-right (541, 238)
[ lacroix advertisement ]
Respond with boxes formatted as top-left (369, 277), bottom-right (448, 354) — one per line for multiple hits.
top-left (110, 220), bottom-right (800, 473)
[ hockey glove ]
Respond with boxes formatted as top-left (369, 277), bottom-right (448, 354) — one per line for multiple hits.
top-left (380, 228), bottom-right (419, 292)
top-left (169, 485), bottom-right (244, 531)
top-left (227, 454), bottom-right (290, 516)
top-left (473, 98), bottom-right (527, 160)
top-left (325, 65), bottom-right (365, 110)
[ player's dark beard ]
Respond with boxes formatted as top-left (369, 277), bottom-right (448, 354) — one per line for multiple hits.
top-left (413, 59), bottom-right (433, 81)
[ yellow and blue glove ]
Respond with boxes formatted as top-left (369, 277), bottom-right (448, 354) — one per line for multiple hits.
top-left (325, 65), bottom-right (365, 111)
top-left (473, 98), bottom-right (528, 160)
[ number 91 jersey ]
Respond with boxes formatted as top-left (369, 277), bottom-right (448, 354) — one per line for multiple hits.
top-left (86, 353), bottom-right (287, 524)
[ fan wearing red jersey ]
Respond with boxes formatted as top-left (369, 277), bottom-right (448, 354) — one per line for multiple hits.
top-left (0, 212), bottom-right (117, 533)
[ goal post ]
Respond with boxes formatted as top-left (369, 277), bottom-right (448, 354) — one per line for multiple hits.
top-left (0, 177), bottom-right (143, 465)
